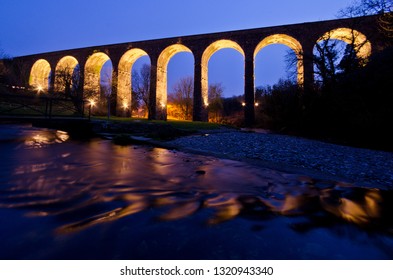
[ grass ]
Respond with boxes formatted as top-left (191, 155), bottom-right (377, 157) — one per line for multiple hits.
top-left (92, 116), bottom-right (226, 131)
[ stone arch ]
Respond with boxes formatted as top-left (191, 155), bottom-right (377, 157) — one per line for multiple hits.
top-left (201, 40), bottom-right (245, 106)
top-left (157, 44), bottom-right (193, 109)
top-left (317, 28), bottom-right (372, 60)
top-left (29, 59), bottom-right (51, 92)
top-left (55, 56), bottom-right (79, 92)
top-left (84, 52), bottom-right (111, 100)
top-left (254, 34), bottom-right (304, 85)
top-left (117, 48), bottom-right (149, 114)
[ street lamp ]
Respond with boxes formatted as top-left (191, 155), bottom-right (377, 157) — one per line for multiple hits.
top-left (88, 99), bottom-right (95, 120)
top-left (36, 85), bottom-right (44, 94)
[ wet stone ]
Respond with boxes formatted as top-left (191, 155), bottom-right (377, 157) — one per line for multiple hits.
top-left (168, 131), bottom-right (393, 187)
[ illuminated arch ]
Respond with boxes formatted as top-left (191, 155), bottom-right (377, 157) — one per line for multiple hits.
top-left (29, 59), bottom-right (51, 92)
top-left (201, 40), bottom-right (245, 106)
top-left (117, 48), bottom-right (149, 113)
top-left (55, 56), bottom-right (79, 92)
top-left (157, 44), bottom-right (193, 108)
top-left (84, 52), bottom-right (111, 98)
top-left (317, 28), bottom-right (372, 60)
top-left (254, 34), bottom-right (304, 85)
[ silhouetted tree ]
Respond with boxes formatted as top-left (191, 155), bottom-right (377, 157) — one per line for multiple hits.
top-left (168, 76), bottom-right (193, 120)
top-left (208, 83), bottom-right (224, 122)
top-left (97, 68), bottom-right (117, 117)
top-left (0, 58), bottom-right (9, 86)
top-left (256, 79), bottom-right (303, 131)
top-left (255, 1), bottom-right (393, 150)
top-left (55, 65), bottom-right (81, 96)
top-left (338, 44), bottom-right (361, 74)
top-left (284, 49), bottom-right (302, 84)
top-left (53, 65), bottom-right (85, 114)
top-left (339, 0), bottom-right (393, 40)
top-left (132, 63), bottom-right (150, 116)
top-left (313, 38), bottom-right (343, 88)
top-left (339, 0), bottom-right (392, 17)
top-left (0, 57), bottom-right (30, 89)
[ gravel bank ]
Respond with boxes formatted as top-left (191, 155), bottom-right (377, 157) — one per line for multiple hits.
top-left (167, 130), bottom-right (393, 188)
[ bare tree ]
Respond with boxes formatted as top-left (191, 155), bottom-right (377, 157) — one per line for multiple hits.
top-left (379, 12), bottom-right (393, 37)
top-left (208, 82), bottom-right (224, 122)
top-left (55, 65), bottom-right (80, 96)
top-left (0, 58), bottom-right (9, 86)
top-left (132, 63), bottom-right (150, 117)
top-left (97, 68), bottom-right (117, 117)
top-left (285, 27), bottom-right (370, 90)
top-left (339, 0), bottom-right (393, 38)
top-left (297, 0), bottom-right (393, 89)
top-left (285, 49), bottom-right (303, 84)
top-left (0, 56), bottom-right (30, 89)
top-left (339, 0), bottom-right (392, 17)
top-left (0, 44), bottom-right (8, 61)
top-left (54, 65), bottom-right (85, 113)
top-left (313, 38), bottom-right (344, 87)
top-left (168, 76), bottom-right (193, 120)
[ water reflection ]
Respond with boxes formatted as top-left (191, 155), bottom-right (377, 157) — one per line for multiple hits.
top-left (320, 187), bottom-right (383, 226)
top-left (0, 136), bottom-right (392, 236)
top-left (1, 125), bottom-right (393, 259)
top-left (24, 129), bottom-right (69, 148)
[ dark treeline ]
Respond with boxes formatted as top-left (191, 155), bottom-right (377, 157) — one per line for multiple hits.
top-left (254, 45), bottom-right (393, 151)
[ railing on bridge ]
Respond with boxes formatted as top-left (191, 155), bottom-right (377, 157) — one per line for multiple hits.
top-left (0, 92), bottom-right (87, 119)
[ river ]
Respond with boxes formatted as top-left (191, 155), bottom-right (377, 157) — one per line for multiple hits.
top-left (0, 124), bottom-right (392, 259)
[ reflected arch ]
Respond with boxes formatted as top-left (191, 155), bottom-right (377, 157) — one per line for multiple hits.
top-left (254, 34), bottom-right (304, 85)
top-left (201, 40), bottom-right (245, 106)
top-left (55, 56), bottom-right (79, 92)
top-left (84, 52), bottom-right (111, 98)
top-left (117, 48), bottom-right (149, 114)
top-left (29, 59), bottom-right (51, 92)
top-left (157, 44), bottom-right (193, 109)
top-left (317, 28), bottom-right (372, 60)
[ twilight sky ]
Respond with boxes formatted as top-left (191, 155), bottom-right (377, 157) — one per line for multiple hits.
top-left (0, 0), bottom-right (354, 96)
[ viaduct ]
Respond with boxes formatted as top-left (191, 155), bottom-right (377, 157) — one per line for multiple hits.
top-left (10, 15), bottom-right (387, 125)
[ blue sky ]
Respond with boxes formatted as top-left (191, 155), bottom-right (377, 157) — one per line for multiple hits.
top-left (0, 0), bottom-right (354, 96)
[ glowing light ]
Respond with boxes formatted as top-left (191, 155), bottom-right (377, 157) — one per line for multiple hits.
top-left (122, 102), bottom-right (129, 110)
top-left (242, 102), bottom-right (246, 107)
top-left (24, 134), bottom-right (50, 148)
top-left (161, 103), bottom-right (166, 108)
top-left (255, 102), bottom-right (259, 107)
top-left (36, 85), bottom-right (44, 93)
top-left (56, 130), bottom-right (70, 142)
top-left (89, 99), bottom-right (96, 107)
top-left (29, 59), bottom-right (51, 91)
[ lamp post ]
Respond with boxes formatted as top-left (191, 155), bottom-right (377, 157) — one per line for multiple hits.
top-left (88, 99), bottom-right (95, 121)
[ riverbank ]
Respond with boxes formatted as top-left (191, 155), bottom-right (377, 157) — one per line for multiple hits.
top-left (3, 117), bottom-right (392, 188)
top-left (91, 118), bottom-right (393, 188)
top-left (164, 129), bottom-right (393, 188)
